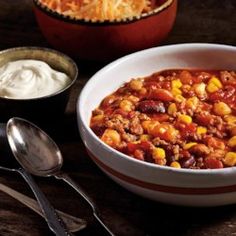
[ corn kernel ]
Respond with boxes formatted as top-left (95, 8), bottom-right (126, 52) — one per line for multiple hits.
top-left (171, 87), bottom-right (182, 96)
top-left (168, 103), bottom-right (177, 115)
top-left (224, 115), bottom-right (236, 125)
top-left (152, 147), bottom-right (166, 159)
top-left (197, 126), bottom-right (207, 135)
top-left (209, 76), bottom-right (222, 87)
top-left (178, 114), bottom-right (192, 124)
top-left (228, 136), bottom-right (236, 147)
top-left (101, 129), bottom-right (121, 147)
top-left (213, 102), bottom-right (231, 116)
top-left (174, 94), bottom-right (185, 103)
top-left (171, 79), bottom-right (182, 89)
top-left (207, 83), bottom-right (219, 93)
top-left (119, 99), bottom-right (134, 112)
top-left (183, 142), bottom-right (197, 150)
top-left (140, 134), bottom-right (151, 141)
top-left (186, 97), bottom-right (199, 110)
top-left (170, 161), bottom-right (181, 168)
top-left (126, 95), bottom-right (139, 103)
top-left (129, 79), bottom-right (143, 91)
top-left (207, 76), bottom-right (223, 93)
top-left (223, 152), bottom-right (236, 166)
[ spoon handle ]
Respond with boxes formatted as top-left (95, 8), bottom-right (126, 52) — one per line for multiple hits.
top-left (0, 182), bottom-right (87, 233)
top-left (17, 168), bottom-right (73, 236)
top-left (55, 172), bottom-right (114, 236)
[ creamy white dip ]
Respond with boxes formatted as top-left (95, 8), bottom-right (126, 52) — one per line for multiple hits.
top-left (0, 59), bottom-right (71, 99)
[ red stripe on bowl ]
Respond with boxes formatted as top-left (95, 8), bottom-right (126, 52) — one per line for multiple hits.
top-left (87, 149), bottom-right (236, 195)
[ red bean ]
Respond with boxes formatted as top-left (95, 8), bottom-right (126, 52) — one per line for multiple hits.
top-left (137, 100), bottom-right (165, 113)
top-left (180, 155), bottom-right (195, 168)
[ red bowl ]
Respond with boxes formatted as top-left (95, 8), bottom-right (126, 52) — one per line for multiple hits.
top-left (32, 0), bottom-right (177, 61)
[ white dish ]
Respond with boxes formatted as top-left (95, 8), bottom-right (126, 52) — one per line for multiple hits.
top-left (77, 43), bottom-right (236, 206)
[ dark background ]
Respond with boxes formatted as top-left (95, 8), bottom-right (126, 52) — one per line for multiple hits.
top-left (0, 1), bottom-right (236, 235)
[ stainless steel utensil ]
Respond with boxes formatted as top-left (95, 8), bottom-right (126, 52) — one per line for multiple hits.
top-left (0, 123), bottom-right (73, 236)
top-left (0, 182), bottom-right (87, 232)
top-left (6, 117), bottom-right (114, 236)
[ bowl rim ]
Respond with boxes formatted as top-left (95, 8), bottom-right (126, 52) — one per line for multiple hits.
top-left (32, 0), bottom-right (175, 26)
top-left (0, 46), bottom-right (78, 101)
top-left (77, 42), bottom-right (236, 175)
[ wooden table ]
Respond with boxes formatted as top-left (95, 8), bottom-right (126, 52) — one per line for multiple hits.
top-left (0, 1), bottom-right (236, 235)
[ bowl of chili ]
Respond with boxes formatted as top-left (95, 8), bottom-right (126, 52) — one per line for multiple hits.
top-left (77, 43), bottom-right (236, 206)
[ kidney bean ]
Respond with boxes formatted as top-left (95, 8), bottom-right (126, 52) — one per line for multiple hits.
top-left (180, 155), bottom-right (195, 168)
top-left (137, 100), bottom-right (165, 113)
top-left (166, 155), bottom-right (176, 165)
top-left (91, 124), bottom-right (106, 136)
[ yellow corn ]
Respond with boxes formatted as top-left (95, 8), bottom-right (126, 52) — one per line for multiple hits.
top-left (223, 152), bottom-right (236, 167)
top-left (101, 129), bottom-right (121, 147)
top-left (206, 77), bottom-right (223, 93)
top-left (174, 94), bottom-right (185, 103)
top-left (140, 134), bottom-right (151, 141)
top-left (224, 115), bottom-right (236, 125)
top-left (178, 114), bottom-right (192, 124)
top-left (119, 99), bottom-right (133, 112)
top-left (127, 95), bottom-right (139, 103)
top-left (130, 79), bottom-right (143, 91)
top-left (186, 97), bottom-right (199, 110)
top-left (213, 102), bottom-right (231, 116)
top-left (183, 142), bottom-right (197, 150)
top-left (207, 83), bottom-right (219, 93)
top-left (197, 126), bottom-right (207, 135)
top-left (228, 136), bottom-right (236, 147)
top-left (152, 147), bottom-right (166, 160)
top-left (168, 103), bottom-right (177, 115)
top-left (171, 87), bottom-right (182, 96)
top-left (171, 79), bottom-right (182, 89)
top-left (170, 161), bottom-right (181, 168)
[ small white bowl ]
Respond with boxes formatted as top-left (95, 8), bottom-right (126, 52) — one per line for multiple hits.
top-left (77, 43), bottom-right (236, 207)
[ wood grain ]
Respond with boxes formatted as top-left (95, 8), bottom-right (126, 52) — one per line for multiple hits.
top-left (0, 0), bottom-right (236, 235)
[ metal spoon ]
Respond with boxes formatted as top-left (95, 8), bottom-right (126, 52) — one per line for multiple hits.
top-left (0, 123), bottom-right (73, 236)
top-left (0, 182), bottom-right (87, 232)
top-left (6, 117), bottom-right (114, 236)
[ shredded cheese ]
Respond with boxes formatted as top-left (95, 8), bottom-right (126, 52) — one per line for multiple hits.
top-left (39, 0), bottom-right (152, 21)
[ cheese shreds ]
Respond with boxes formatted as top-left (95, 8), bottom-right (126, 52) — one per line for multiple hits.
top-left (39, 0), bottom-right (152, 21)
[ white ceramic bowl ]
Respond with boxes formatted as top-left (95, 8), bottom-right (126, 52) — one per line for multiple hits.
top-left (77, 43), bottom-right (236, 207)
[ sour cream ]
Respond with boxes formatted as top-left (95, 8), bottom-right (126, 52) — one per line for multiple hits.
top-left (0, 59), bottom-right (71, 99)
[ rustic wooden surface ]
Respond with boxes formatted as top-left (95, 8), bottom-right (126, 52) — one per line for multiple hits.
top-left (0, 0), bottom-right (236, 235)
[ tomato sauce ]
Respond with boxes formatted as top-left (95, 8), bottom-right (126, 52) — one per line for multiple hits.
top-left (90, 69), bottom-right (236, 169)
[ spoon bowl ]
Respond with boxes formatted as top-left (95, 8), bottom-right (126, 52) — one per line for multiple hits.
top-left (7, 117), bottom-right (63, 176)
